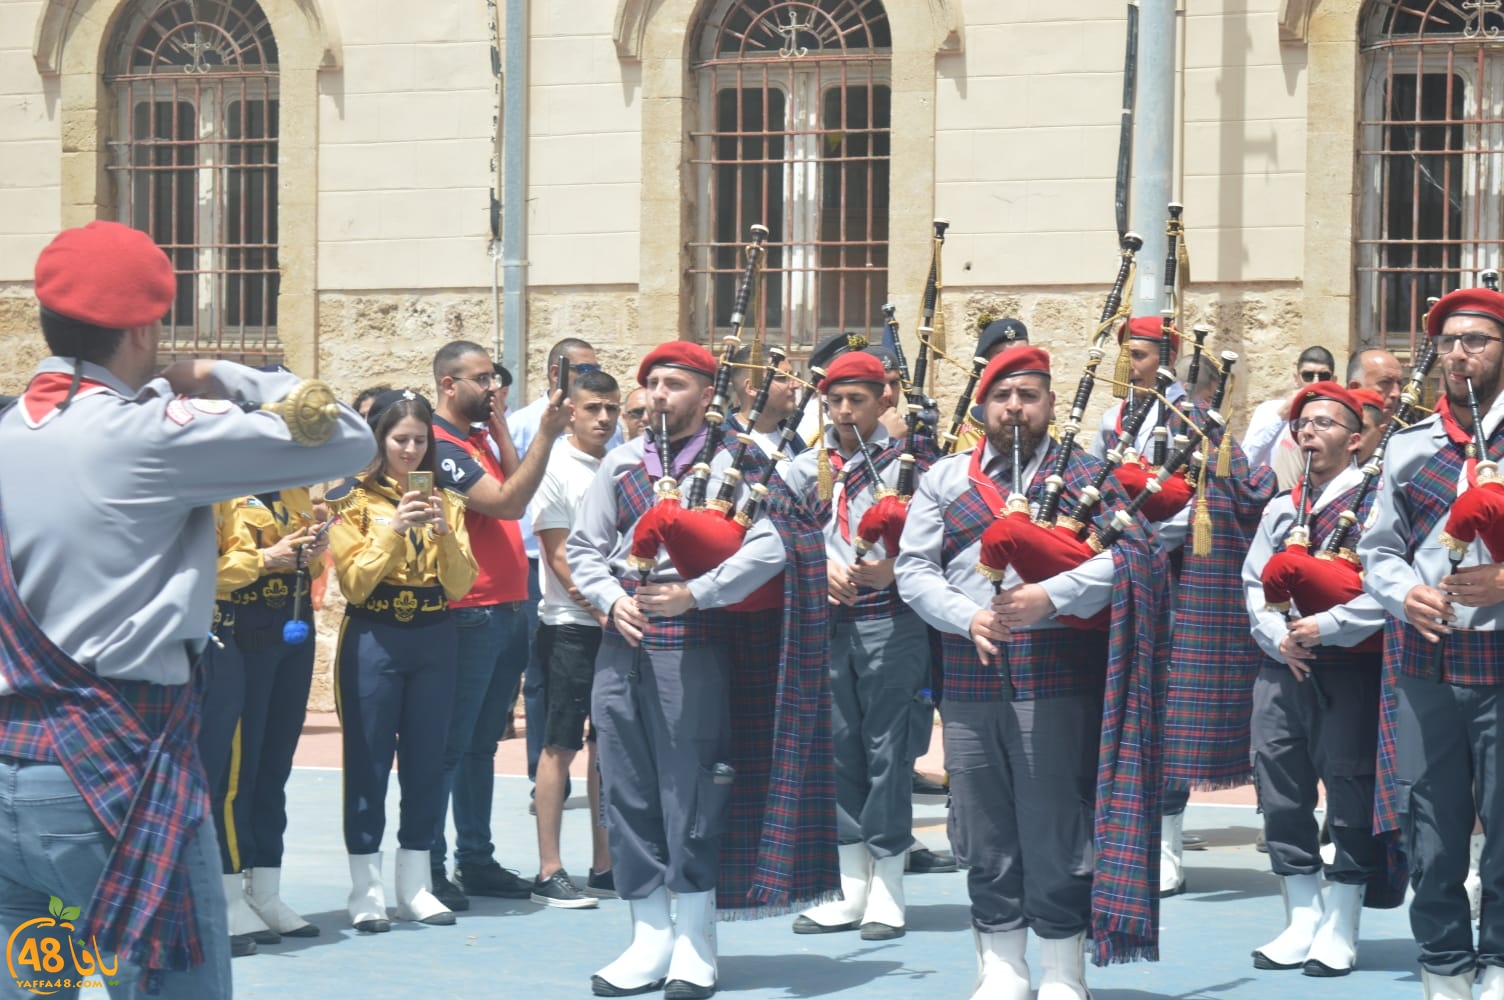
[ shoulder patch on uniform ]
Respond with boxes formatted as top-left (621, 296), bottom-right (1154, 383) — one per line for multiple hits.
top-left (165, 398), bottom-right (195, 427)
top-left (442, 487), bottom-right (468, 512)
top-left (242, 496), bottom-right (266, 508)
top-left (189, 398), bottom-right (234, 415)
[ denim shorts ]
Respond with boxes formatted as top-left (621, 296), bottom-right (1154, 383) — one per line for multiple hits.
top-left (537, 622), bottom-right (603, 751)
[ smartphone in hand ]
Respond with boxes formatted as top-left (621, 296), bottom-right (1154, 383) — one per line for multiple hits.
top-left (407, 471), bottom-right (434, 497)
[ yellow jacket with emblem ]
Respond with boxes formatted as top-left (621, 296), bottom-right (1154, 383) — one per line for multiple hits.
top-left (326, 477), bottom-right (477, 606)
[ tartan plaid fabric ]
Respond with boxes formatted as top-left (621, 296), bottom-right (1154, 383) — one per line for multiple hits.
top-left (937, 439), bottom-right (1169, 964)
top-left (1163, 431), bottom-right (1277, 791)
top-left (610, 465), bottom-right (729, 650)
top-left (938, 441), bottom-right (1129, 702)
top-left (0, 499), bottom-right (207, 988)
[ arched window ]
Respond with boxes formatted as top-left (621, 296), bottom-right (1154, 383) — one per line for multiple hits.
top-left (106, 0), bottom-right (280, 362)
top-left (691, 0), bottom-right (892, 352)
top-left (1358, 0), bottom-right (1504, 353)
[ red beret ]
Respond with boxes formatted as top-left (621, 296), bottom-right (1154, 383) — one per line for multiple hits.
top-left (1350, 388), bottom-right (1385, 415)
top-left (34, 221), bottom-right (176, 330)
top-left (1425, 287), bottom-right (1504, 339)
top-left (1117, 315), bottom-right (1182, 357)
top-left (1288, 382), bottom-right (1363, 437)
top-left (637, 342), bottom-right (717, 387)
top-left (818, 351), bottom-right (886, 393)
top-left (975, 346), bottom-right (1052, 404)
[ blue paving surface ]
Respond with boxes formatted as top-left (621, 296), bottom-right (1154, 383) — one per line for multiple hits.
top-left (92, 772), bottom-right (1429, 998)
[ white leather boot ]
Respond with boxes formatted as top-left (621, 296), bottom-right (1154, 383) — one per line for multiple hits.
top-left (224, 872), bottom-right (278, 945)
top-left (1303, 880), bottom-right (1363, 976)
top-left (245, 867), bottom-right (319, 937)
top-left (592, 886), bottom-right (674, 996)
top-left (1468, 833), bottom-right (1485, 923)
top-left (1422, 967), bottom-right (1477, 999)
top-left (664, 890), bottom-right (717, 1000)
top-left (1252, 873), bottom-right (1323, 969)
top-left (346, 853), bottom-right (390, 933)
top-left (394, 848), bottom-right (455, 925)
top-left (793, 842), bottom-right (871, 933)
top-left (1480, 965), bottom-right (1504, 1000)
top-left (1037, 931), bottom-right (1090, 1000)
top-left (1160, 812), bottom-right (1186, 897)
top-left (860, 852), bottom-right (907, 940)
top-left (970, 927), bottom-right (1031, 1000)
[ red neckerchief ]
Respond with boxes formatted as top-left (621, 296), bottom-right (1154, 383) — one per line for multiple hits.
top-left (1436, 395), bottom-right (1484, 488)
top-left (829, 449), bottom-right (853, 541)
top-left (967, 441), bottom-right (1007, 517)
top-left (21, 372), bottom-right (111, 427)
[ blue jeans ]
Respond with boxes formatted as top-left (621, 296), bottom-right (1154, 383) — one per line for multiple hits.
top-left (0, 758), bottom-right (231, 999)
top-left (523, 559), bottom-right (544, 781)
top-left (431, 600), bottom-right (530, 871)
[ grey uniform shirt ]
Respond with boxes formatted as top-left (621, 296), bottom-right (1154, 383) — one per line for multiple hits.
top-left (893, 445), bottom-right (1115, 638)
top-left (0, 359), bottom-right (374, 692)
top-left (566, 434), bottom-right (785, 616)
top-left (1242, 464), bottom-right (1385, 663)
top-left (784, 423), bottom-right (900, 565)
top-left (1087, 386), bottom-right (1188, 462)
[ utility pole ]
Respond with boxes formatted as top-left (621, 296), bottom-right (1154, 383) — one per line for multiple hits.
top-left (1130, 0), bottom-right (1176, 312)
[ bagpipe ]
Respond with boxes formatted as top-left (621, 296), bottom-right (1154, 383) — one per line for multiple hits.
top-left (1439, 270), bottom-right (1504, 565)
top-left (1258, 336), bottom-right (1443, 659)
top-left (627, 225), bottom-right (778, 607)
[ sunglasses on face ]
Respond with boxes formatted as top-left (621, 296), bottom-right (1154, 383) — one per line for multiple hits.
top-left (1298, 370), bottom-right (1333, 383)
top-left (625, 407), bottom-right (648, 420)
top-left (569, 362), bottom-right (603, 374)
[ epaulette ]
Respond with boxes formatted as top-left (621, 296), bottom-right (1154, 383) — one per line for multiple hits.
top-left (324, 477), bottom-right (363, 515)
top-left (442, 487), bottom-right (468, 512)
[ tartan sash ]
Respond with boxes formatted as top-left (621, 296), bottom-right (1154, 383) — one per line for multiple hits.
top-left (1162, 429), bottom-right (1277, 791)
top-left (0, 493), bottom-right (206, 989)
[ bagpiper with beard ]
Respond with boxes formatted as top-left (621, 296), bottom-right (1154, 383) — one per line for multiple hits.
top-left (895, 347), bottom-right (1168, 1000)
top-left (1361, 288), bottom-right (1504, 1000)
top-left (568, 342), bottom-right (787, 999)
top-left (783, 350), bottom-right (939, 941)
top-left (1242, 382), bottom-right (1391, 978)
top-left (1088, 317), bottom-right (1187, 461)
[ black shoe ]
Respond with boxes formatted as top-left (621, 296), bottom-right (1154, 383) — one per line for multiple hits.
top-left (792, 914), bottom-right (858, 934)
top-left (457, 862), bottom-right (533, 899)
top-left (531, 869), bottom-right (598, 909)
top-left (591, 974), bottom-right (666, 997)
top-left (859, 921), bottom-right (905, 941)
top-left (664, 980), bottom-right (716, 999)
top-left (1183, 832), bottom-right (1208, 851)
top-left (585, 868), bottom-right (620, 899)
top-left (911, 771), bottom-right (947, 796)
top-left (353, 917), bottom-right (391, 934)
top-left (906, 847), bottom-right (959, 874)
top-left (1302, 958), bottom-right (1353, 978)
top-left (249, 927), bottom-right (280, 945)
top-left (431, 870), bottom-right (470, 912)
top-left (230, 934), bottom-right (258, 958)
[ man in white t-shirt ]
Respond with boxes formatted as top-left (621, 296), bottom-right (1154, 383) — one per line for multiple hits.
top-left (527, 369), bottom-right (620, 909)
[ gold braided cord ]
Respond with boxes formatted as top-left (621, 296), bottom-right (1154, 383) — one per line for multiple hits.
top-left (931, 236), bottom-right (946, 370)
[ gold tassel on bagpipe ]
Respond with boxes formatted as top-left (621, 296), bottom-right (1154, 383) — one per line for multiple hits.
top-left (817, 438), bottom-right (834, 504)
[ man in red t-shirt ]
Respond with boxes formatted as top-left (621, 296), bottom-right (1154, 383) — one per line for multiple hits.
top-left (428, 340), bottom-right (568, 909)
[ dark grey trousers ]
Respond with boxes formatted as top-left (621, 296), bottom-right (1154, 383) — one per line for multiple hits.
top-left (1251, 663), bottom-right (1381, 884)
top-left (1395, 672), bottom-right (1504, 977)
top-left (593, 637), bottom-right (733, 900)
top-left (944, 694), bottom-right (1102, 938)
top-left (829, 611), bottom-right (931, 858)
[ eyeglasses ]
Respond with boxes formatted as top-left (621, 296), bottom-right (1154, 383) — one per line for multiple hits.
top-left (625, 407), bottom-right (648, 420)
top-left (1298, 370), bottom-right (1334, 383)
top-left (569, 362), bottom-right (602, 374)
top-left (1290, 415), bottom-right (1356, 433)
top-left (1435, 332), bottom-right (1503, 355)
top-left (454, 373), bottom-right (501, 388)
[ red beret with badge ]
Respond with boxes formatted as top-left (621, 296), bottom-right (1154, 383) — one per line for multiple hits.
top-left (1287, 381), bottom-right (1363, 438)
top-left (818, 351), bottom-right (886, 393)
top-left (637, 342), bottom-right (718, 387)
top-left (34, 221), bottom-right (177, 330)
top-left (1425, 287), bottom-right (1504, 339)
top-left (974, 346), bottom-right (1052, 405)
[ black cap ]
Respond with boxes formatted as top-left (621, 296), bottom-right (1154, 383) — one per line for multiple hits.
top-left (366, 388), bottom-right (432, 429)
top-left (977, 318), bottom-right (1029, 359)
top-left (865, 345), bottom-right (900, 374)
top-left (809, 331), bottom-right (869, 372)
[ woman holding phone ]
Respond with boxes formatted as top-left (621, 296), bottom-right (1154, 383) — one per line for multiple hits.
top-left (326, 389), bottom-right (478, 932)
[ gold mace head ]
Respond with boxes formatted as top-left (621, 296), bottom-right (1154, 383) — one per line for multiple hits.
top-left (266, 379), bottom-right (340, 447)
